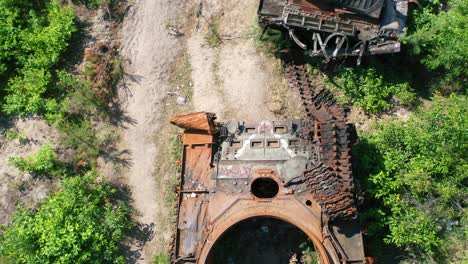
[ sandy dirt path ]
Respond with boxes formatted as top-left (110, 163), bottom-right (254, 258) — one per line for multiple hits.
top-left (188, 0), bottom-right (302, 122)
top-left (119, 1), bottom-right (184, 262)
top-left (188, 0), bottom-right (275, 122)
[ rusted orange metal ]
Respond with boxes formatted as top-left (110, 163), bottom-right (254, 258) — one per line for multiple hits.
top-left (182, 133), bottom-right (214, 145)
top-left (171, 112), bottom-right (368, 264)
top-left (170, 112), bottom-right (217, 134)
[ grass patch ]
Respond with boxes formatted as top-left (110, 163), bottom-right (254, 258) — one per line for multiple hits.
top-left (153, 253), bottom-right (170, 264)
top-left (151, 125), bottom-right (183, 255)
top-left (253, 19), bottom-right (303, 119)
top-left (3, 129), bottom-right (28, 144)
top-left (204, 17), bottom-right (222, 48)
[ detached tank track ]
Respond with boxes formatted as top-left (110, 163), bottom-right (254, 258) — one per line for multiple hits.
top-left (285, 64), bottom-right (357, 221)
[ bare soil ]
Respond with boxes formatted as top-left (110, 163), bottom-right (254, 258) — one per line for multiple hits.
top-left (189, 0), bottom-right (303, 121)
top-left (0, 119), bottom-right (60, 225)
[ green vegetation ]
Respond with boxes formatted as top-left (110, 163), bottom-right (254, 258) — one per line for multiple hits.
top-left (334, 0), bottom-right (467, 113)
top-left (153, 253), bottom-right (170, 264)
top-left (9, 144), bottom-right (64, 178)
top-left (0, 0), bottom-right (76, 116)
top-left (3, 129), bottom-right (28, 143)
top-left (328, 66), bottom-right (416, 114)
top-left (406, 0), bottom-right (467, 81)
top-left (0, 173), bottom-right (132, 263)
top-left (355, 95), bottom-right (467, 262)
top-left (346, 2), bottom-right (468, 260)
top-left (83, 0), bottom-right (104, 9)
top-left (0, 1), bottom-right (131, 263)
top-left (300, 241), bottom-right (319, 264)
top-left (254, 25), bottom-right (291, 55)
top-left (44, 71), bottom-right (115, 170)
top-left (205, 17), bottom-right (222, 48)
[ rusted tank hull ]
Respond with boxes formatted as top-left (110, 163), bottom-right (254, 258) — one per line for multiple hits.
top-left (172, 111), bottom-right (368, 263)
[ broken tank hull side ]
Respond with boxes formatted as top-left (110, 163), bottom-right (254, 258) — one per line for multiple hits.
top-left (258, 0), bottom-right (409, 63)
top-left (171, 112), bottom-right (370, 264)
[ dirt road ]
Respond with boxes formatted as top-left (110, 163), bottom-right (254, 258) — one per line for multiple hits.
top-left (188, 0), bottom-right (302, 121)
top-left (119, 0), bottom-right (185, 262)
top-left (119, 0), bottom-right (301, 262)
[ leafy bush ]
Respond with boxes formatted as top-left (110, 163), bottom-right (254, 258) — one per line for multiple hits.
top-left (0, 173), bottom-right (132, 263)
top-left (355, 95), bottom-right (467, 261)
top-left (9, 144), bottom-right (64, 178)
top-left (406, 0), bottom-right (468, 80)
top-left (332, 67), bottom-right (416, 114)
top-left (0, 0), bottom-right (76, 115)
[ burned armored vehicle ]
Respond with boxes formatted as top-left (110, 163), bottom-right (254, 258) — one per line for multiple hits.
top-left (170, 111), bottom-right (368, 264)
top-left (258, 0), bottom-right (409, 62)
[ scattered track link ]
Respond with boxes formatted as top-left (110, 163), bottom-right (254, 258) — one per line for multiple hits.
top-left (285, 63), bottom-right (357, 221)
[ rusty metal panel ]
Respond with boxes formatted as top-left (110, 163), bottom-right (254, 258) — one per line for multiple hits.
top-left (182, 133), bottom-right (214, 145)
top-left (170, 112), bottom-right (217, 134)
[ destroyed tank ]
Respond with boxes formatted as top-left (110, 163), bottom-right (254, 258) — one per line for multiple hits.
top-left (170, 110), bottom-right (368, 263)
top-left (258, 0), bottom-right (409, 63)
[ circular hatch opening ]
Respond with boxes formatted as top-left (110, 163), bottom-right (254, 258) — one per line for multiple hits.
top-left (208, 217), bottom-right (318, 264)
top-left (251, 178), bottom-right (279, 198)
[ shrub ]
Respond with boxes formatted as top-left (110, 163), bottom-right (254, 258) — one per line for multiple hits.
top-left (54, 70), bottom-right (108, 119)
top-left (355, 95), bottom-right (467, 261)
top-left (0, 173), bottom-right (132, 263)
top-left (406, 0), bottom-right (468, 80)
top-left (9, 144), bottom-right (64, 178)
top-left (84, 0), bottom-right (104, 9)
top-left (332, 67), bottom-right (416, 114)
top-left (0, 0), bottom-right (76, 115)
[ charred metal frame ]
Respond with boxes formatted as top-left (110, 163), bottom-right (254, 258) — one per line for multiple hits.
top-left (258, 0), bottom-right (408, 63)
